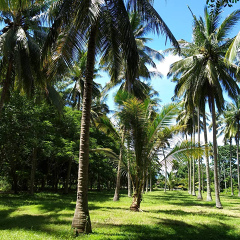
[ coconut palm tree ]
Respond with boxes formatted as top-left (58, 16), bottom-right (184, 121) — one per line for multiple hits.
top-left (118, 97), bottom-right (181, 211)
top-left (0, 0), bottom-right (49, 114)
top-left (103, 11), bottom-right (163, 96)
top-left (46, 0), bottom-right (179, 234)
top-left (223, 98), bottom-right (240, 196)
top-left (168, 4), bottom-right (240, 208)
top-left (102, 11), bottom-right (173, 201)
top-left (61, 51), bottom-right (103, 111)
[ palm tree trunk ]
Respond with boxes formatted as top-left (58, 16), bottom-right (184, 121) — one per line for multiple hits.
top-left (211, 98), bottom-right (223, 208)
top-left (113, 129), bottom-right (125, 201)
top-left (197, 108), bottom-right (202, 200)
top-left (163, 149), bottom-right (167, 192)
top-left (237, 121), bottom-right (240, 197)
top-left (223, 163), bottom-right (227, 192)
top-left (229, 137), bottom-right (234, 196)
top-left (149, 168), bottom-right (152, 192)
top-left (192, 110), bottom-right (196, 196)
top-left (130, 177), bottom-right (143, 211)
top-left (145, 170), bottom-right (148, 192)
top-left (189, 134), bottom-right (192, 195)
top-left (203, 109), bottom-right (212, 201)
top-left (201, 158), bottom-right (204, 193)
top-left (128, 161), bottom-right (132, 197)
top-left (72, 24), bottom-right (98, 234)
top-left (127, 137), bottom-right (132, 197)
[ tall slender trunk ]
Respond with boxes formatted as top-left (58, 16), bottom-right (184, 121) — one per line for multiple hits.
top-left (30, 147), bottom-right (37, 195)
top-left (72, 25), bottom-right (98, 234)
top-left (203, 109), bottom-right (212, 201)
top-left (149, 167), bottom-right (152, 192)
top-left (237, 121), bottom-right (240, 197)
top-left (192, 110), bottom-right (196, 196)
top-left (229, 137), bottom-right (234, 196)
top-left (197, 108), bottom-right (202, 199)
top-left (223, 163), bottom-right (227, 192)
top-left (163, 149), bottom-right (167, 192)
top-left (145, 170), bottom-right (148, 192)
top-left (113, 129), bottom-right (125, 201)
top-left (128, 160), bottom-right (132, 197)
top-left (189, 134), bottom-right (192, 195)
top-left (211, 98), bottom-right (222, 208)
top-left (127, 137), bottom-right (132, 197)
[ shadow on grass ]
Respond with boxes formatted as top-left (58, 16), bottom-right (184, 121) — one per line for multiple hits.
top-left (92, 220), bottom-right (238, 240)
top-left (149, 208), bottom-right (239, 221)
top-left (148, 191), bottom-right (216, 207)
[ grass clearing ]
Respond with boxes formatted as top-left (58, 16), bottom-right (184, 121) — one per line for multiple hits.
top-left (0, 190), bottom-right (240, 239)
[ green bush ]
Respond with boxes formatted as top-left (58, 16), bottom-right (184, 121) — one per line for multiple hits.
top-left (0, 177), bottom-right (11, 192)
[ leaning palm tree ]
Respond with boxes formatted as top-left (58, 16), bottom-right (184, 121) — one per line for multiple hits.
top-left (46, 0), bottom-right (179, 234)
top-left (0, 0), bottom-right (49, 113)
top-left (168, 4), bottom-right (240, 208)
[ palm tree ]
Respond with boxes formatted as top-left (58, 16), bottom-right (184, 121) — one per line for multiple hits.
top-left (202, 104), bottom-right (213, 201)
top-left (223, 98), bottom-right (240, 196)
top-left (46, 0), bottom-right (179, 234)
top-left (65, 51), bottom-right (102, 110)
top-left (0, 0), bottom-right (49, 113)
top-left (102, 11), bottom-right (175, 202)
top-left (103, 11), bottom-right (164, 96)
top-left (118, 97), bottom-right (180, 211)
top-left (168, 4), bottom-right (240, 208)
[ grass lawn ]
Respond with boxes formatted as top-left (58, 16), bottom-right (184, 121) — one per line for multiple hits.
top-left (0, 190), bottom-right (240, 240)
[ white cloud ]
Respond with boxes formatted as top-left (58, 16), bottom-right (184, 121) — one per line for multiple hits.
top-left (155, 54), bottom-right (182, 77)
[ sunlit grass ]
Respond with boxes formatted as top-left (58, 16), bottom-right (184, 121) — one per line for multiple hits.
top-left (0, 190), bottom-right (240, 239)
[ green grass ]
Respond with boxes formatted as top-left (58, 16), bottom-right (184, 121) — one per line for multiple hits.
top-left (0, 190), bottom-right (240, 240)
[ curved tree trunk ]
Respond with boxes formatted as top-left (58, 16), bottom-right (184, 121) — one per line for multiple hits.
top-left (229, 137), bottom-right (234, 196)
top-left (203, 109), bottom-right (212, 201)
top-left (72, 25), bottom-right (98, 234)
top-left (211, 98), bottom-right (223, 208)
top-left (197, 108), bottom-right (202, 200)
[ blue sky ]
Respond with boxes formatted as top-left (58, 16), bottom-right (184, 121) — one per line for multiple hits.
top-left (99, 0), bottom-right (240, 111)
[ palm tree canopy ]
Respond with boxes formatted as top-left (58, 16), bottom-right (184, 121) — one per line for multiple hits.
top-left (168, 4), bottom-right (240, 113)
top-left (0, 0), bottom-right (49, 96)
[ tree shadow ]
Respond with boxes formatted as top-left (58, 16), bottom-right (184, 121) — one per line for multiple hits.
top-left (148, 191), bottom-right (216, 207)
top-left (149, 208), bottom-right (239, 221)
top-left (92, 220), bottom-right (238, 240)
